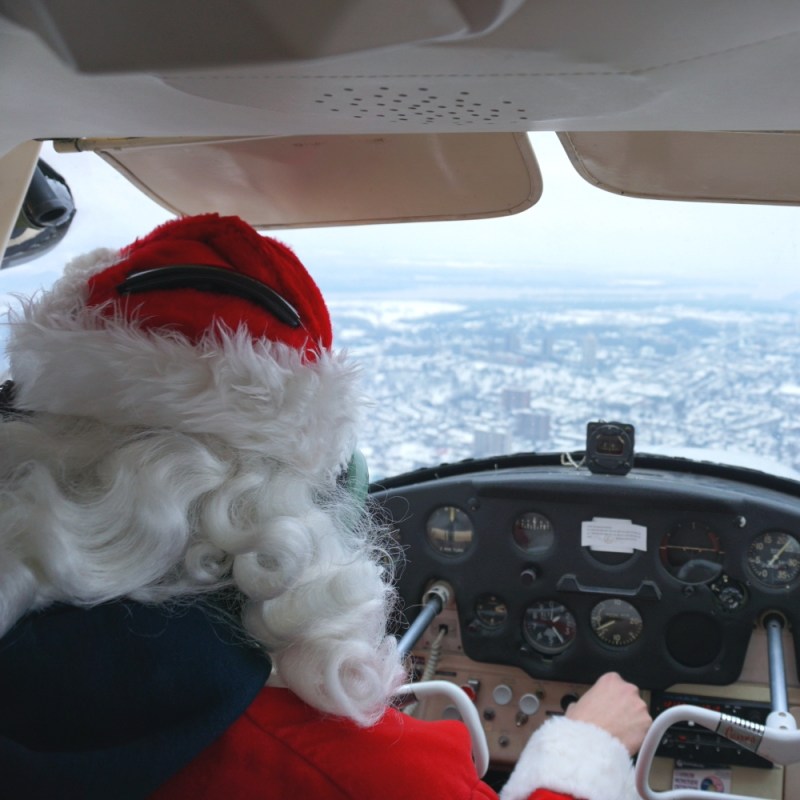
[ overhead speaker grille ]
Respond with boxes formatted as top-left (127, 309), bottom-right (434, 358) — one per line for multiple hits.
top-left (314, 85), bottom-right (531, 125)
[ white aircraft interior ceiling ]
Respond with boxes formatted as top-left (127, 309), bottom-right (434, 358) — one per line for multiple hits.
top-left (2, 0), bottom-right (800, 153)
top-left (4, 2), bottom-right (800, 227)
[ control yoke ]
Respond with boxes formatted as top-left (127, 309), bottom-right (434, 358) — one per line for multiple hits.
top-left (395, 581), bottom-right (491, 777)
top-left (636, 615), bottom-right (799, 800)
top-left (397, 582), bottom-right (450, 659)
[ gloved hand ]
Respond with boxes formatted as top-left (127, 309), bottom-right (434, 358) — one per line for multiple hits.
top-left (500, 672), bottom-right (651, 800)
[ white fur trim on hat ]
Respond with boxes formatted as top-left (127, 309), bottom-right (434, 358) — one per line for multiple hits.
top-left (7, 250), bottom-right (361, 483)
top-left (501, 716), bottom-right (640, 800)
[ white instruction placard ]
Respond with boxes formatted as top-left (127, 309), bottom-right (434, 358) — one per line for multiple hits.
top-left (672, 766), bottom-right (732, 793)
top-left (581, 517), bottom-right (647, 553)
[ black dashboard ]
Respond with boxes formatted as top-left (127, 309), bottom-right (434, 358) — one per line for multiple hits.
top-left (374, 455), bottom-right (800, 692)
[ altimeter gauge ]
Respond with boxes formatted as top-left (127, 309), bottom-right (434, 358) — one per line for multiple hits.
top-left (426, 505), bottom-right (474, 555)
top-left (522, 600), bottom-right (577, 655)
top-left (590, 598), bottom-right (643, 647)
top-left (747, 531), bottom-right (800, 588)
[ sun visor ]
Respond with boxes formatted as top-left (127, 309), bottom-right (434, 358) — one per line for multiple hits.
top-left (73, 133), bottom-right (540, 228)
top-left (559, 131), bottom-right (800, 206)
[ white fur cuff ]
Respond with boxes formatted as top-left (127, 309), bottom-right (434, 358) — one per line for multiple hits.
top-left (500, 716), bottom-right (640, 800)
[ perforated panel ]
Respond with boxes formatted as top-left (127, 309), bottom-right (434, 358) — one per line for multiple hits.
top-left (313, 85), bottom-right (534, 126)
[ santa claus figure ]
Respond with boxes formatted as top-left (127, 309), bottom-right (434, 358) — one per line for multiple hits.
top-left (0, 214), bottom-right (649, 799)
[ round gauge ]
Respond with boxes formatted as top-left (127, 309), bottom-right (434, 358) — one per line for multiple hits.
top-left (426, 505), bottom-right (474, 555)
top-left (747, 531), bottom-right (800, 588)
top-left (660, 521), bottom-right (724, 584)
top-left (590, 598), bottom-right (643, 647)
top-left (522, 600), bottom-right (577, 655)
top-left (513, 512), bottom-right (555, 554)
top-left (475, 594), bottom-right (508, 629)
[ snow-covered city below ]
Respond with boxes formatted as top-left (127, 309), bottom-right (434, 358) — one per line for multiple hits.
top-left (323, 275), bottom-right (800, 483)
top-left (3, 263), bottom-right (800, 485)
top-left (4, 139), bottom-right (800, 486)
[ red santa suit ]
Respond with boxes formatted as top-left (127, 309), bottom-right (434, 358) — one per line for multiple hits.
top-left (0, 214), bottom-right (639, 800)
top-left (152, 686), bottom-right (638, 800)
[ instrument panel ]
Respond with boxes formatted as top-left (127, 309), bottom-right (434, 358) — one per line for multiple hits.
top-left (374, 464), bottom-right (800, 690)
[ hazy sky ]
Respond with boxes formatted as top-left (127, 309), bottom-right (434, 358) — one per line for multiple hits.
top-left (4, 133), bottom-right (800, 300)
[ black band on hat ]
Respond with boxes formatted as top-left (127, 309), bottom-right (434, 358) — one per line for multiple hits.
top-left (117, 264), bottom-right (301, 328)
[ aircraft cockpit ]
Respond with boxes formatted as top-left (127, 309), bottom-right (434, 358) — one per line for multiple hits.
top-left (380, 422), bottom-right (800, 797)
top-left (4, 3), bottom-right (800, 799)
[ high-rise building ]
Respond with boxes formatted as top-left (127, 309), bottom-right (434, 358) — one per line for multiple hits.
top-left (473, 429), bottom-right (509, 457)
top-left (514, 411), bottom-right (551, 441)
top-left (582, 333), bottom-right (598, 370)
top-left (502, 387), bottom-right (531, 413)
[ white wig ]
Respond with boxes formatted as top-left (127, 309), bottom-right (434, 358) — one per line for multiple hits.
top-left (0, 244), bottom-right (407, 726)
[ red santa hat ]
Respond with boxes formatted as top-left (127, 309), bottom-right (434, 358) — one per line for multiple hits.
top-left (84, 213), bottom-right (332, 357)
top-left (7, 214), bottom-right (361, 481)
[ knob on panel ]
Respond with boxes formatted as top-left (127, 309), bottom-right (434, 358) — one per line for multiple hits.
top-left (518, 693), bottom-right (541, 716)
top-left (492, 684), bottom-right (513, 705)
top-left (560, 693), bottom-right (579, 711)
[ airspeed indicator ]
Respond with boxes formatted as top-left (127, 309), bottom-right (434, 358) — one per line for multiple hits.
top-left (747, 531), bottom-right (800, 588)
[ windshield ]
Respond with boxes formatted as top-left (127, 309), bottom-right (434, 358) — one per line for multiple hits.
top-left (3, 133), bottom-right (800, 482)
